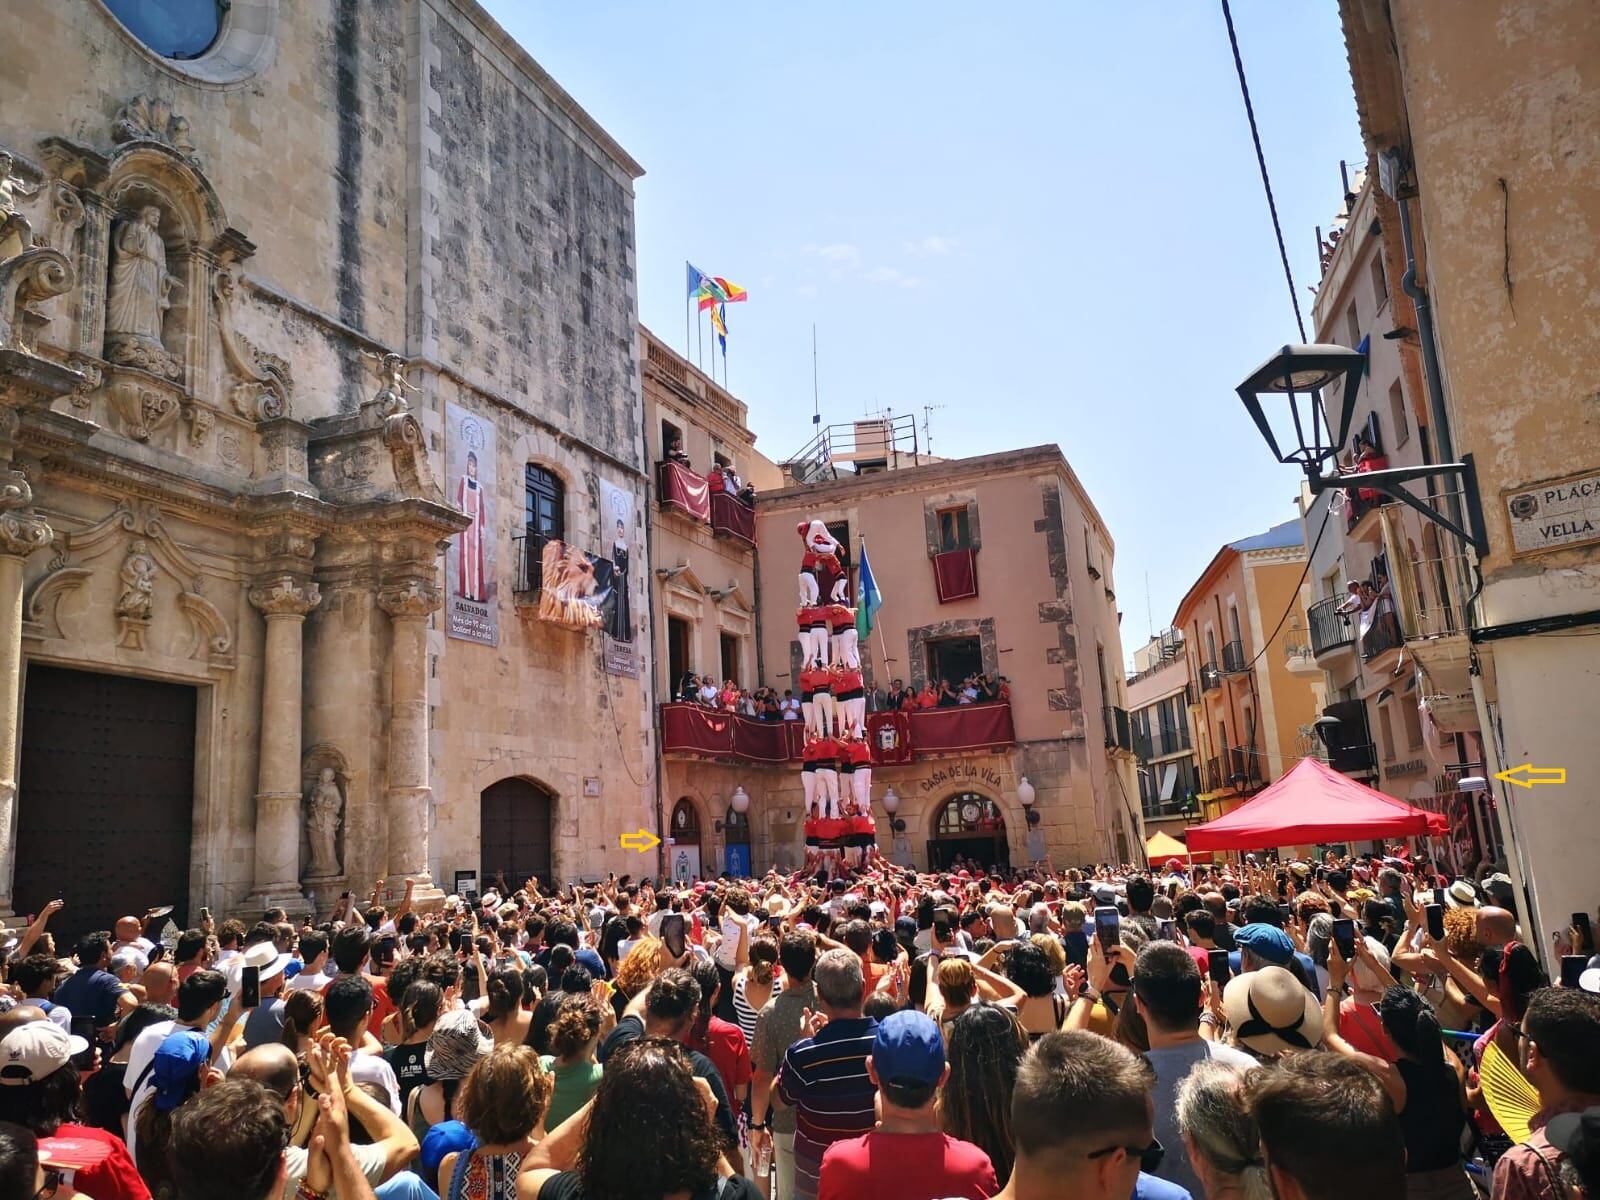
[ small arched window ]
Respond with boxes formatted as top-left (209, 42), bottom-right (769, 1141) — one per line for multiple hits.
top-left (104, 0), bottom-right (225, 59)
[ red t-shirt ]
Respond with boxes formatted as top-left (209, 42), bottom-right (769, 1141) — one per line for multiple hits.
top-left (44, 1124), bottom-right (152, 1200)
top-left (1339, 997), bottom-right (1402, 1061)
top-left (818, 1131), bottom-right (997, 1200)
top-left (322, 973), bottom-right (395, 1032)
top-left (688, 1015), bottom-right (751, 1098)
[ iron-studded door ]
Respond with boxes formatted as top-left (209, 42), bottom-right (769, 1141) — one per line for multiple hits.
top-left (480, 779), bottom-right (553, 891)
top-left (14, 665), bottom-right (197, 941)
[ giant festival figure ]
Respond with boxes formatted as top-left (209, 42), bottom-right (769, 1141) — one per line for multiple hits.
top-left (792, 518), bottom-right (882, 876)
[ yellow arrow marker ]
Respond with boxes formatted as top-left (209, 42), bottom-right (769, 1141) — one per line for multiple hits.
top-left (619, 828), bottom-right (662, 853)
top-left (1494, 763), bottom-right (1566, 789)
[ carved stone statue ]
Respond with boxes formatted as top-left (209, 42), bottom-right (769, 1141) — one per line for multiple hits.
top-left (106, 206), bottom-right (182, 378)
top-left (305, 766), bottom-right (343, 877)
top-left (116, 539), bottom-right (156, 621)
top-left (0, 150), bottom-right (40, 255)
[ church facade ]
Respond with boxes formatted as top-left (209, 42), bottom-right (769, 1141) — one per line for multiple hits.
top-left (0, 0), bottom-right (655, 929)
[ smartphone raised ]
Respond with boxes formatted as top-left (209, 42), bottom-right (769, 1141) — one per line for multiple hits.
top-left (1332, 918), bottom-right (1357, 961)
top-left (1208, 948), bottom-right (1231, 986)
top-left (661, 913), bottom-right (687, 960)
top-left (1093, 905), bottom-right (1120, 951)
top-left (1425, 903), bottom-right (1446, 941)
top-left (1277, 903), bottom-right (1293, 924)
top-left (1157, 918), bottom-right (1177, 942)
top-left (240, 964), bottom-right (261, 1009)
top-left (1062, 929), bottom-right (1089, 970)
top-left (1560, 955), bottom-right (1587, 988)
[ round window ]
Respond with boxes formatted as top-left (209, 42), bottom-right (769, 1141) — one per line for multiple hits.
top-left (104, 0), bottom-right (225, 60)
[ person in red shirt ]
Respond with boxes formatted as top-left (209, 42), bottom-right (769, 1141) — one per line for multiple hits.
top-left (686, 960), bottom-right (753, 1110)
top-left (817, 1010), bottom-right (996, 1200)
top-left (322, 926), bottom-right (396, 1034)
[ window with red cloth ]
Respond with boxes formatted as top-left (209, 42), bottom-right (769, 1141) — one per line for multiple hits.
top-left (709, 490), bottom-right (756, 545)
top-left (933, 547), bottom-right (978, 602)
top-left (658, 461), bottom-right (711, 521)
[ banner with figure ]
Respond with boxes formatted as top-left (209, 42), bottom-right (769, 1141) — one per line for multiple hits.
top-left (596, 478), bottom-right (635, 642)
top-left (445, 404), bottom-right (498, 646)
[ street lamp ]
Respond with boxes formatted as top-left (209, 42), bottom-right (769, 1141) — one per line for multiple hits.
top-left (730, 786), bottom-right (750, 814)
top-left (1016, 777), bottom-right (1036, 809)
top-left (1235, 343), bottom-right (1366, 474)
top-left (1235, 344), bottom-right (1489, 556)
top-left (881, 786), bottom-right (900, 815)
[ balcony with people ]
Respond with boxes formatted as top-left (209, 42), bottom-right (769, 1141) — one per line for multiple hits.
top-left (656, 441), bottom-right (759, 546)
top-left (659, 671), bottom-right (1015, 764)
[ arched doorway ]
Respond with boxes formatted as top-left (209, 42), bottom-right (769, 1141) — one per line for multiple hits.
top-left (669, 798), bottom-right (703, 883)
top-left (723, 805), bottom-right (751, 877)
top-left (927, 792), bottom-right (1009, 872)
top-left (480, 779), bottom-right (552, 891)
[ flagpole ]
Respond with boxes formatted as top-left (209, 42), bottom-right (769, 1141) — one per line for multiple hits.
top-left (696, 306), bottom-right (703, 372)
top-left (686, 289), bottom-right (692, 361)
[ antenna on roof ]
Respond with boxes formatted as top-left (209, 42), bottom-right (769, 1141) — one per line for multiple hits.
top-left (811, 324), bottom-right (820, 428)
top-left (921, 403), bottom-right (945, 455)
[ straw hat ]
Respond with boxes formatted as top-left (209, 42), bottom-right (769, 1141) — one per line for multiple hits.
top-left (1223, 966), bottom-right (1323, 1056)
top-left (1441, 879), bottom-right (1480, 909)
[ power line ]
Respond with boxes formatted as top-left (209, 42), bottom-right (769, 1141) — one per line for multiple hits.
top-left (1242, 501), bottom-right (1333, 674)
top-left (1220, 0), bottom-right (1308, 342)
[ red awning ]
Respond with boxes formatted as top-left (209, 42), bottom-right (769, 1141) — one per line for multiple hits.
top-left (1185, 756), bottom-right (1449, 852)
top-left (710, 491), bottom-right (756, 546)
top-left (658, 461), bottom-right (710, 521)
top-left (933, 547), bottom-right (978, 603)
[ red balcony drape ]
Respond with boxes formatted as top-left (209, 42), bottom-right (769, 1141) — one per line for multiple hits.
top-left (909, 702), bottom-right (1015, 752)
top-left (933, 547), bottom-right (978, 602)
top-left (710, 491), bottom-right (756, 546)
top-left (660, 703), bottom-right (803, 762)
top-left (658, 461), bottom-right (711, 521)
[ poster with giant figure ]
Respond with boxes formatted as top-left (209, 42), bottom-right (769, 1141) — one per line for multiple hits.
top-left (445, 403), bottom-right (499, 646)
top-left (597, 477), bottom-right (635, 642)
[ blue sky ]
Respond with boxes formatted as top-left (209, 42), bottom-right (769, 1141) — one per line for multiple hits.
top-left (483, 1), bottom-right (1362, 666)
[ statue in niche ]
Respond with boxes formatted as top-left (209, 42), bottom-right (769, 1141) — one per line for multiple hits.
top-left (106, 205), bottom-right (182, 378)
top-left (115, 539), bottom-right (156, 622)
top-left (305, 767), bottom-right (344, 877)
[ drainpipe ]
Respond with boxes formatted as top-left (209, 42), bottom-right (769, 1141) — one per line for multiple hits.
top-left (1392, 154), bottom-right (1472, 622)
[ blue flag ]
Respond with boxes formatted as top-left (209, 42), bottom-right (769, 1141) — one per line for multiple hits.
top-left (856, 539), bottom-right (883, 640)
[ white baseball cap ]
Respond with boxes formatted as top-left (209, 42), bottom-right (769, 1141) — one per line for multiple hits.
top-left (0, 1021), bottom-right (88, 1086)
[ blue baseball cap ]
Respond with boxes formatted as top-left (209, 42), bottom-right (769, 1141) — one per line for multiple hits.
top-left (871, 1010), bottom-right (945, 1088)
top-left (1233, 923), bottom-right (1295, 968)
top-left (151, 1029), bottom-right (211, 1112)
top-left (421, 1120), bottom-right (478, 1172)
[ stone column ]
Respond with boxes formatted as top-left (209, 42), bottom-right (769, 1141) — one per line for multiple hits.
top-left (245, 575), bottom-right (321, 915)
top-left (0, 463), bottom-right (51, 915)
top-left (378, 576), bottom-right (444, 905)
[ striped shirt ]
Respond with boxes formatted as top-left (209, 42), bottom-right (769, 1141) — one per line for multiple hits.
top-left (776, 1016), bottom-right (879, 1200)
top-left (732, 971), bottom-right (783, 1048)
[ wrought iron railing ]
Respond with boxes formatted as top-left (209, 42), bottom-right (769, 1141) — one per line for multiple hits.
top-left (510, 531), bottom-right (554, 597)
top-left (1200, 662), bottom-right (1223, 692)
top-left (1103, 705), bottom-right (1134, 752)
top-left (1221, 638), bottom-right (1250, 674)
top-left (1308, 595), bottom-right (1355, 656)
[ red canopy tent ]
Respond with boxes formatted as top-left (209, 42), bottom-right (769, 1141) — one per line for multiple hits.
top-left (1185, 756), bottom-right (1448, 852)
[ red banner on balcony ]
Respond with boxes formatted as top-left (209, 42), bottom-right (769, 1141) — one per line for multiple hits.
top-left (865, 712), bottom-right (914, 764)
top-left (910, 702), bottom-right (1015, 753)
top-left (710, 491), bottom-right (756, 546)
top-left (933, 547), bottom-right (978, 603)
top-left (660, 703), bottom-right (802, 763)
top-left (658, 461), bottom-right (710, 521)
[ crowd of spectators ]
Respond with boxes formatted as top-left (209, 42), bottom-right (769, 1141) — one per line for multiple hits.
top-left (1, 852), bottom-right (1596, 1200)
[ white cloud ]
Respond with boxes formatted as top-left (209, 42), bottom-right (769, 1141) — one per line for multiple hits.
top-left (802, 242), bottom-right (861, 265)
top-left (904, 235), bottom-right (956, 256)
top-left (864, 265), bottom-right (921, 288)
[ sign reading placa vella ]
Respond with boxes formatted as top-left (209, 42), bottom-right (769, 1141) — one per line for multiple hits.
top-left (1504, 467), bottom-right (1600, 557)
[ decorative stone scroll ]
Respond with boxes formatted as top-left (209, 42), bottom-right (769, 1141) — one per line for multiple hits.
top-left (0, 151), bottom-right (74, 353)
top-left (214, 266), bottom-right (291, 421)
top-left (0, 468), bottom-right (51, 559)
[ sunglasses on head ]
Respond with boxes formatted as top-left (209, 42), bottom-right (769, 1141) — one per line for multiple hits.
top-left (1088, 1138), bottom-right (1164, 1173)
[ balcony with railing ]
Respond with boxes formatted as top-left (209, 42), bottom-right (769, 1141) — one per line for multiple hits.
top-left (1201, 756), bottom-right (1225, 793)
top-left (1199, 662), bottom-right (1223, 693)
top-left (1308, 595), bottom-right (1355, 660)
top-left (1137, 723), bottom-right (1190, 760)
top-left (1221, 639), bottom-right (1250, 675)
top-left (660, 700), bottom-right (1016, 764)
top-left (1103, 705), bottom-right (1134, 753)
top-left (1224, 745), bottom-right (1263, 787)
top-left (708, 490), bottom-right (755, 546)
